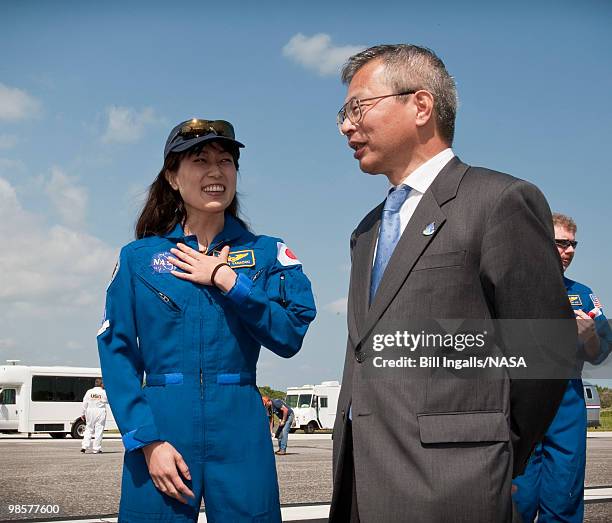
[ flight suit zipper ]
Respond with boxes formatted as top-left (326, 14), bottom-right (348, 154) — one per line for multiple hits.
top-left (136, 275), bottom-right (181, 312)
top-left (279, 273), bottom-right (287, 306)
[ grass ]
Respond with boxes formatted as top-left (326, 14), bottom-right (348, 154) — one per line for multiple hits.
top-left (588, 409), bottom-right (612, 431)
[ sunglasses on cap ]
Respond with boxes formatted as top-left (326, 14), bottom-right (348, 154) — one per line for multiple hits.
top-left (174, 119), bottom-right (235, 141)
top-left (164, 118), bottom-right (245, 159)
top-left (555, 239), bottom-right (578, 249)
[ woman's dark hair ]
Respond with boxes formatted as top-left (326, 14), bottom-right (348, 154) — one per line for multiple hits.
top-left (135, 140), bottom-right (249, 239)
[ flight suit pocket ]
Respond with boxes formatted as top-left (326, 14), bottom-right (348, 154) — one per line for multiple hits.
top-left (136, 274), bottom-right (182, 313)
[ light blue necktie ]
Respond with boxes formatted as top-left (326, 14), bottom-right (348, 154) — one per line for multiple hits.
top-left (350, 184), bottom-right (411, 421)
top-left (370, 184), bottom-right (411, 302)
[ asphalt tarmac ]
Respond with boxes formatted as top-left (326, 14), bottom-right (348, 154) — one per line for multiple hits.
top-left (0, 434), bottom-right (610, 522)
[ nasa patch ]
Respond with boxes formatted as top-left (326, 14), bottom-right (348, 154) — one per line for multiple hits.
top-left (277, 242), bottom-right (301, 266)
top-left (151, 251), bottom-right (174, 274)
top-left (568, 295), bottom-right (583, 307)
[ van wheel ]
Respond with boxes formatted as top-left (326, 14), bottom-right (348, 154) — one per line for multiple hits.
top-left (50, 432), bottom-right (67, 439)
top-left (305, 421), bottom-right (318, 434)
top-left (71, 419), bottom-right (86, 439)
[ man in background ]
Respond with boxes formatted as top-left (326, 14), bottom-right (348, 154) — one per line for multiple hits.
top-left (513, 213), bottom-right (612, 522)
top-left (81, 377), bottom-right (108, 454)
top-left (262, 396), bottom-right (294, 455)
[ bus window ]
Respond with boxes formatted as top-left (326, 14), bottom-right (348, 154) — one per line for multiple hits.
top-left (585, 387), bottom-right (593, 400)
top-left (320, 397), bottom-right (328, 408)
top-left (286, 395), bottom-right (298, 408)
top-left (32, 376), bottom-right (96, 402)
top-left (0, 389), bottom-right (16, 404)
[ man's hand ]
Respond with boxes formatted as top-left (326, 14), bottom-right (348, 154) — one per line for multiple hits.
top-left (168, 244), bottom-right (237, 291)
top-left (575, 310), bottom-right (599, 360)
top-left (142, 441), bottom-right (194, 504)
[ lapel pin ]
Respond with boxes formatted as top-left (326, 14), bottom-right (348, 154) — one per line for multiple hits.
top-left (422, 222), bottom-right (436, 236)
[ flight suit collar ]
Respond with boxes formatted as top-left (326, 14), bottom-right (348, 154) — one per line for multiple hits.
top-left (162, 214), bottom-right (247, 251)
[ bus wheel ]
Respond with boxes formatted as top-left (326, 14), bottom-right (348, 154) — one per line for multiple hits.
top-left (50, 432), bottom-right (67, 439)
top-left (71, 419), bottom-right (86, 439)
top-left (305, 421), bottom-right (318, 434)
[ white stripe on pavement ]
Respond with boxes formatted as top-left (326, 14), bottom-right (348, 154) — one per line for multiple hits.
top-left (22, 492), bottom-right (612, 523)
top-left (585, 487), bottom-right (612, 502)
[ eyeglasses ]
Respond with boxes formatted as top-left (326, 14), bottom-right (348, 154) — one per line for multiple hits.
top-left (336, 90), bottom-right (417, 134)
top-left (171, 119), bottom-right (236, 143)
top-left (555, 239), bottom-right (578, 250)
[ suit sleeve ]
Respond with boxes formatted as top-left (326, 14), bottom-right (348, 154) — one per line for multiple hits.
top-left (97, 246), bottom-right (163, 452)
top-left (479, 180), bottom-right (577, 476)
top-left (223, 242), bottom-right (317, 358)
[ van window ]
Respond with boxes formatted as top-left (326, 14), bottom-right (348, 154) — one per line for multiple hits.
top-left (0, 389), bottom-right (16, 405)
top-left (320, 397), bottom-right (328, 408)
top-left (585, 387), bottom-right (593, 400)
top-left (298, 394), bottom-right (312, 408)
top-left (285, 395), bottom-right (298, 408)
top-left (32, 376), bottom-right (96, 402)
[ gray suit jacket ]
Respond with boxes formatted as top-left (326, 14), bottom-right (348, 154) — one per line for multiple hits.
top-left (329, 158), bottom-right (576, 523)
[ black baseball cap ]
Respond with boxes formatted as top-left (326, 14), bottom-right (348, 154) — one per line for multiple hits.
top-left (164, 118), bottom-right (245, 159)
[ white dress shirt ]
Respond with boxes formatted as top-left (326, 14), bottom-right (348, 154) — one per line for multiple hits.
top-left (373, 148), bottom-right (455, 261)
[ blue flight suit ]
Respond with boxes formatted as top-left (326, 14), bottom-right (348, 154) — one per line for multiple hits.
top-left (513, 277), bottom-right (612, 522)
top-left (97, 214), bottom-right (316, 523)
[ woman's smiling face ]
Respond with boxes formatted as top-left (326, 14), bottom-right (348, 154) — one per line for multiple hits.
top-left (166, 141), bottom-right (237, 218)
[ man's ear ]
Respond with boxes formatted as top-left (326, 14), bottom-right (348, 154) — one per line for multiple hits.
top-left (165, 170), bottom-right (178, 191)
top-left (413, 90), bottom-right (435, 128)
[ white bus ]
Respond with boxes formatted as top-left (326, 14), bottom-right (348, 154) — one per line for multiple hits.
top-left (285, 381), bottom-right (340, 433)
top-left (0, 363), bottom-right (116, 438)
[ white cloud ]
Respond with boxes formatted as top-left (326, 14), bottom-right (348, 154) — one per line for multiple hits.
top-left (0, 158), bottom-right (26, 176)
top-left (324, 297), bottom-right (348, 315)
top-left (0, 134), bottom-right (18, 150)
top-left (0, 82), bottom-right (41, 121)
top-left (0, 177), bottom-right (116, 307)
top-left (45, 166), bottom-right (88, 228)
top-left (102, 105), bottom-right (158, 143)
top-left (282, 33), bottom-right (365, 76)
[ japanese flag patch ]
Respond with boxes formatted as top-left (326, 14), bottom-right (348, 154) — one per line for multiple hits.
top-left (276, 242), bottom-right (301, 266)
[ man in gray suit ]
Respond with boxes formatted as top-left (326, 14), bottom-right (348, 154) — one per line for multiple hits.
top-left (329, 44), bottom-right (576, 523)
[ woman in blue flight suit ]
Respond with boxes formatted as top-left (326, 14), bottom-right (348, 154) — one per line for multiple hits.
top-left (97, 118), bottom-right (316, 522)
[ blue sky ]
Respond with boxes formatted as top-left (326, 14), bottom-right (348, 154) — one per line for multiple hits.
top-left (1, 0), bottom-right (610, 389)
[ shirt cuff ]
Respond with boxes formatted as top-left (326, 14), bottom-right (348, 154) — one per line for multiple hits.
top-left (224, 272), bottom-right (253, 305)
top-left (122, 423), bottom-right (162, 452)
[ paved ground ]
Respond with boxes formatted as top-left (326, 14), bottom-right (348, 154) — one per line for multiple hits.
top-left (0, 433), bottom-right (610, 522)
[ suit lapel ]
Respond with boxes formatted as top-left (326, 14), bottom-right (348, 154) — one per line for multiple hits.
top-left (348, 202), bottom-right (383, 346)
top-left (357, 157), bottom-right (470, 349)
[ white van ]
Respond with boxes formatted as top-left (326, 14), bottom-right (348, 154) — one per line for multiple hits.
top-left (583, 381), bottom-right (601, 427)
top-left (285, 381), bottom-right (340, 433)
top-left (0, 363), bottom-right (116, 438)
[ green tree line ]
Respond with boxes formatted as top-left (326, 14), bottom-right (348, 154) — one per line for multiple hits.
top-left (596, 386), bottom-right (612, 410)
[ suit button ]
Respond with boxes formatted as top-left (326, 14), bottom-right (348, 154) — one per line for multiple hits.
top-left (355, 351), bottom-right (364, 363)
